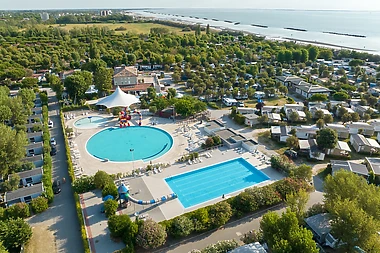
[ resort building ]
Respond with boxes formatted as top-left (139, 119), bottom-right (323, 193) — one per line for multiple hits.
top-left (214, 129), bottom-right (246, 149)
top-left (271, 126), bottom-right (292, 142)
top-left (27, 132), bottom-right (43, 143)
top-left (10, 168), bottom-right (43, 187)
top-left (244, 114), bottom-right (259, 127)
top-left (4, 183), bottom-right (44, 207)
top-left (365, 157), bottom-right (380, 176)
top-left (326, 141), bottom-right (352, 158)
top-left (295, 84), bottom-right (331, 99)
top-left (298, 139), bottom-right (325, 161)
top-left (331, 160), bottom-right (368, 178)
top-left (203, 120), bottom-right (226, 135)
top-left (326, 124), bottom-right (349, 139)
top-left (22, 154), bottom-right (44, 168)
top-left (350, 134), bottom-right (380, 153)
top-left (347, 122), bottom-right (375, 137)
top-left (26, 142), bottom-right (44, 157)
top-left (295, 125), bottom-right (318, 140)
top-left (304, 213), bottom-right (340, 249)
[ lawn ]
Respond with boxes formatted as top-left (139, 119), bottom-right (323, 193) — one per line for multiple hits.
top-left (51, 23), bottom-right (193, 35)
top-left (257, 130), bottom-right (287, 154)
top-left (245, 96), bottom-right (288, 108)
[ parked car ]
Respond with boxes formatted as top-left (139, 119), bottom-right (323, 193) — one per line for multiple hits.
top-left (52, 180), bottom-right (61, 194)
top-left (284, 149), bottom-right (298, 159)
top-left (48, 120), bottom-right (54, 128)
top-left (50, 138), bottom-right (56, 146)
top-left (50, 146), bottom-right (57, 156)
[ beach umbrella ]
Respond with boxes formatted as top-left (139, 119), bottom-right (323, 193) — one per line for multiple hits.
top-left (103, 195), bottom-right (114, 201)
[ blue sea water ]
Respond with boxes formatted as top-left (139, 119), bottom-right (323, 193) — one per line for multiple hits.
top-left (137, 8), bottom-right (380, 53)
top-left (86, 126), bottom-right (173, 162)
top-left (165, 158), bottom-right (270, 208)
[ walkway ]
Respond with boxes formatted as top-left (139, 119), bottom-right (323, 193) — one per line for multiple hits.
top-left (27, 89), bottom-right (84, 253)
top-left (155, 191), bottom-right (324, 253)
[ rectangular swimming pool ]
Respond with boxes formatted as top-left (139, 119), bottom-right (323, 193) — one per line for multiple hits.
top-left (165, 158), bottom-right (270, 208)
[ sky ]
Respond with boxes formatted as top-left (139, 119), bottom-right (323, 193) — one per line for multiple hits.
top-left (2, 0), bottom-right (380, 11)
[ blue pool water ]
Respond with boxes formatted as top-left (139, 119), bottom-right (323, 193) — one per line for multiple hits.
top-left (74, 116), bottom-right (108, 129)
top-left (165, 158), bottom-right (270, 208)
top-left (86, 126), bottom-right (173, 162)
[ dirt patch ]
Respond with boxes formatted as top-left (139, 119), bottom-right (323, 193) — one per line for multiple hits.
top-left (25, 225), bottom-right (56, 253)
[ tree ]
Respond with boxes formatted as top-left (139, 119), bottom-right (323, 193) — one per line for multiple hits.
top-left (290, 164), bottom-right (313, 182)
top-left (208, 202), bottom-right (232, 228)
top-left (0, 218), bottom-right (32, 251)
top-left (102, 183), bottom-right (118, 199)
top-left (316, 128), bottom-right (338, 150)
top-left (21, 77), bottom-right (38, 88)
top-left (2, 174), bottom-right (20, 192)
top-left (108, 214), bottom-right (138, 244)
top-left (286, 189), bottom-right (310, 224)
top-left (278, 85), bottom-right (288, 95)
top-left (94, 67), bottom-right (113, 97)
top-left (174, 96), bottom-right (206, 117)
top-left (289, 111), bottom-right (299, 123)
top-left (363, 113), bottom-right (371, 122)
top-left (341, 113), bottom-right (352, 123)
top-left (149, 106), bottom-right (157, 115)
top-left (323, 114), bottom-right (333, 124)
top-left (0, 105), bottom-right (12, 123)
top-left (30, 196), bottom-right (49, 214)
top-left (0, 242), bottom-right (8, 253)
top-left (190, 208), bottom-right (210, 232)
top-left (258, 114), bottom-right (269, 125)
top-left (104, 199), bottom-right (118, 218)
top-left (318, 49), bottom-right (333, 60)
top-left (316, 119), bottom-right (325, 129)
top-left (48, 75), bottom-right (64, 98)
top-left (0, 125), bottom-right (27, 176)
top-left (64, 75), bottom-right (89, 102)
top-left (94, 170), bottom-right (113, 189)
top-left (333, 91), bottom-right (350, 101)
top-left (300, 49), bottom-right (309, 62)
top-left (206, 24), bottom-right (210, 34)
top-left (350, 112), bottom-right (360, 122)
top-left (286, 136), bottom-right (299, 149)
top-left (89, 42), bottom-right (100, 59)
top-left (136, 219), bottom-right (167, 249)
top-left (308, 94), bottom-right (328, 102)
top-left (260, 210), bottom-right (318, 253)
top-left (18, 88), bottom-right (36, 112)
top-left (170, 216), bottom-right (194, 238)
top-left (308, 46), bottom-right (319, 61)
top-left (314, 110), bottom-right (324, 120)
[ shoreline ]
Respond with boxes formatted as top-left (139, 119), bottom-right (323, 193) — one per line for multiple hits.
top-left (133, 11), bottom-right (380, 55)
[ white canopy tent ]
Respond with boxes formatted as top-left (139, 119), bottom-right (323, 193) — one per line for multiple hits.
top-left (96, 86), bottom-right (140, 108)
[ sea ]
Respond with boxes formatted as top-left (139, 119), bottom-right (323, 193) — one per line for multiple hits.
top-left (134, 8), bottom-right (380, 54)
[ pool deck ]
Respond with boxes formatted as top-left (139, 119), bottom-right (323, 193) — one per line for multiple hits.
top-left (65, 111), bottom-right (198, 176)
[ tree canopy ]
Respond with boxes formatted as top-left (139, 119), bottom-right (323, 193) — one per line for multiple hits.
top-left (316, 128), bottom-right (338, 150)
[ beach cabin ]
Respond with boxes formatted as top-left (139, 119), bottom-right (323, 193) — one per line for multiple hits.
top-left (244, 114), bottom-right (259, 127)
top-left (295, 126), bottom-right (318, 140)
top-left (237, 107), bottom-right (255, 115)
top-left (31, 107), bottom-right (42, 116)
top-left (27, 132), bottom-right (43, 143)
top-left (241, 140), bottom-right (259, 152)
top-left (222, 97), bottom-right (238, 107)
top-left (4, 183), bottom-right (44, 207)
top-left (326, 141), bottom-right (352, 157)
top-left (26, 142), bottom-right (44, 157)
top-left (347, 122), bottom-right (375, 137)
top-left (214, 129), bottom-right (246, 149)
top-left (10, 168), bottom-right (43, 187)
top-left (326, 124), bottom-right (349, 139)
top-left (23, 154), bottom-right (44, 168)
top-left (331, 160), bottom-right (368, 178)
top-left (350, 134), bottom-right (380, 153)
top-left (271, 126), bottom-right (292, 142)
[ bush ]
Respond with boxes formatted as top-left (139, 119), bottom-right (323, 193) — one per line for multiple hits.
top-left (40, 92), bottom-right (48, 105)
top-left (61, 104), bottom-right (90, 112)
top-left (136, 219), bottom-right (167, 249)
top-left (188, 208), bottom-right (210, 232)
top-left (201, 240), bottom-right (239, 253)
top-left (205, 137), bottom-right (214, 147)
top-left (233, 113), bottom-right (245, 125)
top-left (212, 136), bottom-right (222, 145)
top-left (108, 214), bottom-right (138, 244)
top-left (207, 202), bottom-right (232, 228)
top-left (231, 191), bottom-right (259, 214)
top-left (273, 177), bottom-right (311, 199)
top-left (30, 197), bottom-right (49, 214)
top-left (270, 155), bottom-right (296, 174)
top-left (306, 203), bottom-right (327, 218)
top-left (170, 216), bottom-right (194, 238)
top-left (0, 218), bottom-right (33, 251)
top-left (104, 199), bottom-right (118, 218)
top-left (72, 176), bottom-right (96, 193)
top-left (94, 170), bottom-right (113, 189)
top-left (207, 102), bottom-right (220, 109)
top-left (5, 203), bottom-right (30, 219)
top-left (102, 183), bottom-right (118, 199)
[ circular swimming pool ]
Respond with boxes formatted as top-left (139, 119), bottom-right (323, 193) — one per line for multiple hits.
top-left (74, 116), bottom-right (109, 129)
top-left (86, 126), bottom-right (173, 162)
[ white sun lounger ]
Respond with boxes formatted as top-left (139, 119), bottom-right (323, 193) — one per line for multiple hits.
top-left (188, 160), bottom-right (193, 165)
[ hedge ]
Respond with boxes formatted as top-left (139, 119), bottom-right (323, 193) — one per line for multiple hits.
top-left (60, 110), bottom-right (91, 253)
top-left (61, 104), bottom-right (90, 112)
top-left (160, 177), bottom-right (310, 240)
top-left (42, 105), bottom-right (54, 203)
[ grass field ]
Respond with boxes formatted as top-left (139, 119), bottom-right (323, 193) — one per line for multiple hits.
top-left (52, 23), bottom-right (193, 35)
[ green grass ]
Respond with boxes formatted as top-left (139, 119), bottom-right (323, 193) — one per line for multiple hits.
top-left (51, 23), bottom-right (194, 35)
top-left (257, 130), bottom-right (287, 154)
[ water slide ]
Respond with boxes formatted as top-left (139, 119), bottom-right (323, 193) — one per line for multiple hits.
top-left (128, 193), bottom-right (177, 205)
top-left (118, 109), bottom-right (142, 127)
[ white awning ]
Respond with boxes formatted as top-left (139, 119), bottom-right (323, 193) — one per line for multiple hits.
top-left (96, 86), bottom-right (140, 108)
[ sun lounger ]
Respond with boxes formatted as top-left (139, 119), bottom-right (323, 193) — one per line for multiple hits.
top-left (153, 168), bottom-right (158, 174)
top-left (158, 167), bottom-right (163, 173)
top-left (188, 160), bottom-right (193, 165)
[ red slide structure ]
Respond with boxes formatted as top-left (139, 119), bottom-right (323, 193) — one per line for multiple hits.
top-left (119, 109), bottom-right (142, 127)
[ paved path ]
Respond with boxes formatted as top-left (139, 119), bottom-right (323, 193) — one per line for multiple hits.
top-left (27, 89), bottom-right (84, 253)
top-left (154, 191), bottom-right (324, 253)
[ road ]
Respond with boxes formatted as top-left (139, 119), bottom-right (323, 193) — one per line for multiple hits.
top-left (27, 89), bottom-right (84, 253)
top-left (155, 191), bottom-right (324, 253)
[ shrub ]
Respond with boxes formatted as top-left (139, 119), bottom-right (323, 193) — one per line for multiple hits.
top-left (188, 208), bottom-right (210, 232)
top-left (207, 102), bottom-right (220, 109)
top-left (170, 216), bottom-right (194, 238)
top-left (273, 177), bottom-right (311, 199)
top-left (136, 219), bottom-right (167, 249)
top-left (30, 196), bottom-right (49, 214)
top-left (270, 155), bottom-right (296, 174)
top-left (5, 203), bottom-right (30, 219)
top-left (306, 203), bottom-right (327, 218)
top-left (205, 137), bottom-right (214, 147)
top-left (72, 176), bottom-right (96, 193)
top-left (201, 240), bottom-right (239, 253)
top-left (104, 199), bottom-right (118, 218)
top-left (241, 230), bottom-right (263, 244)
top-left (231, 191), bottom-right (259, 214)
top-left (102, 183), bottom-right (118, 199)
top-left (40, 92), bottom-right (48, 105)
top-left (212, 136), bottom-right (222, 145)
top-left (108, 214), bottom-right (138, 244)
top-left (94, 170), bottom-right (113, 189)
top-left (233, 113), bottom-right (245, 125)
top-left (207, 202), bottom-right (232, 228)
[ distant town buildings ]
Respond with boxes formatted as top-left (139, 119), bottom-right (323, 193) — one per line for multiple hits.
top-left (40, 12), bottom-right (49, 21)
top-left (100, 10), bottom-right (112, 16)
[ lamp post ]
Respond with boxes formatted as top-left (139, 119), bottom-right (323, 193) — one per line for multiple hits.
top-left (130, 148), bottom-right (135, 170)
